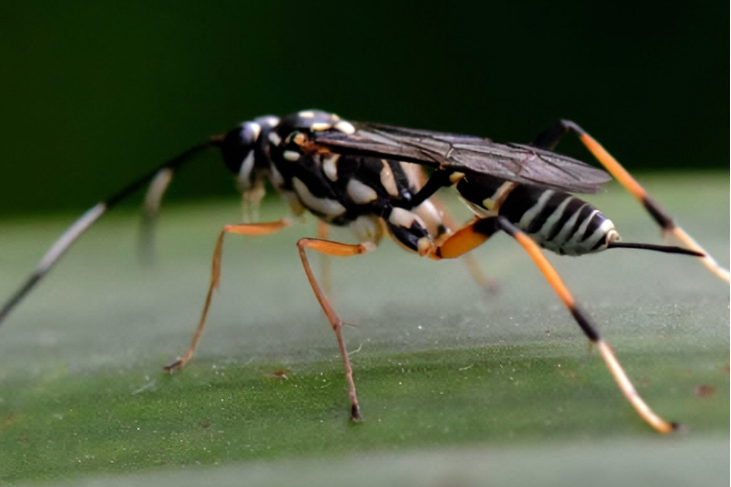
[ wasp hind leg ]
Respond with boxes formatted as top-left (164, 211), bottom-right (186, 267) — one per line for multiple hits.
top-left (428, 216), bottom-right (678, 433)
top-left (164, 218), bottom-right (294, 371)
top-left (422, 194), bottom-right (499, 294)
top-left (409, 163), bottom-right (498, 293)
top-left (534, 120), bottom-right (729, 283)
top-left (297, 237), bottom-right (379, 420)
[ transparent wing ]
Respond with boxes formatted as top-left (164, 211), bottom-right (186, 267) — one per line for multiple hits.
top-left (312, 122), bottom-right (611, 193)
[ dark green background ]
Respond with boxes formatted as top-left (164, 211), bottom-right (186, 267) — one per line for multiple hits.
top-left (0, 2), bottom-right (727, 215)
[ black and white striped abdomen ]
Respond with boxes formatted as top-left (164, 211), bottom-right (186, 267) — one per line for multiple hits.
top-left (456, 175), bottom-right (619, 256)
top-left (500, 185), bottom-right (617, 255)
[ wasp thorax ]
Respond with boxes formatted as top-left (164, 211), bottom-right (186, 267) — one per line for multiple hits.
top-left (277, 110), bottom-right (355, 139)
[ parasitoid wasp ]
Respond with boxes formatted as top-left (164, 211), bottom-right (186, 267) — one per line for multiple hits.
top-left (1, 109), bottom-right (727, 433)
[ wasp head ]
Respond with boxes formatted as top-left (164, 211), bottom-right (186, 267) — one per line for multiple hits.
top-left (220, 115), bottom-right (280, 189)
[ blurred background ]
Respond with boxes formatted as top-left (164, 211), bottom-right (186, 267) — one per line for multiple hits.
top-left (0, 1), bottom-right (727, 216)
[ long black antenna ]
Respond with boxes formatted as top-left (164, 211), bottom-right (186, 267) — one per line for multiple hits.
top-left (607, 241), bottom-right (704, 257)
top-left (0, 137), bottom-right (222, 325)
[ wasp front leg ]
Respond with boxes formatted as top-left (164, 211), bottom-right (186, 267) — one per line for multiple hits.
top-left (164, 218), bottom-right (294, 371)
top-left (533, 120), bottom-right (729, 283)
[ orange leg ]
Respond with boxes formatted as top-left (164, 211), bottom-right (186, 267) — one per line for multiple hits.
top-left (316, 220), bottom-right (333, 296)
top-left (297, 237), bottom-right (378, 420)
top-left (536, 121), bottom-right (729, 283)
top-left (429, 215), bottom-right (677, 433)
top-left (428, 195), bottom-right (499, 293)
top-left (411, 163), bottom-right (497, 293)
top-left (427, 218), bottom-right (499, 260)
top-left (164, 218), bottom-right (294, 371)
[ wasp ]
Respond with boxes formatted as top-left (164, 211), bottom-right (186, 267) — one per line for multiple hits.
top-left (1, 110), bottom-right (727, 433)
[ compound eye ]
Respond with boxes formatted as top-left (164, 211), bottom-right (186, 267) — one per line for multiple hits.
top-left (221, 121), bottom-right (261, 174)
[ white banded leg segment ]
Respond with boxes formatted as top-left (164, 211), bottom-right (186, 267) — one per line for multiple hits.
top-left (579, 131), bottom-right (728, 282)
top-left (662, 226), bottom-right (730, 283)
top-left (597, 341), bottom-right (677, 434)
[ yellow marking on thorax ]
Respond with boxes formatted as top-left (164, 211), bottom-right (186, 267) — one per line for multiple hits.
top-left (379, 160), bottom-right (400, 197)
top-left (449, 172), bottom-right (465, 184)
top-left (482, 182), bottom-right (518, 212)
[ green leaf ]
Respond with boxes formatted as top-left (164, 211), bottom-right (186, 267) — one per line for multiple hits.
top-left (0, 173), bottom-right (728, 485)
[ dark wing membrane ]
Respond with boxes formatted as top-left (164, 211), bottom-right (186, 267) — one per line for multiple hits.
top-left (312, 122), bottom-right (611, 194)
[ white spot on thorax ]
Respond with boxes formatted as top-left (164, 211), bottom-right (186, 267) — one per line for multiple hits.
top-left (379, 160), bottom-right (399, 197)
top-left (292, 177), bottom-right (346, 217)
top-left (388, 207), bottom-right (423, 229)
top-left (283, 150), bottom-right (300, 162)
top-left (323, 154), bottom-right (340, 181)
top-left (311, 122), bottom-right (332, 131)
top-left (412, 200), bottom-right (444, 237)
top-left (400, 162), bottom-right (427, 188)
top-left (268, 132), bottom-right (282, 146)
top-left (298, 110), bottom-right (315, 118)
top-left (346, 179), bottom-right (378, 204)
top-left (334, 121), bottom-right (356, 134)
